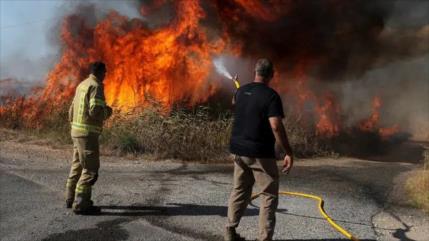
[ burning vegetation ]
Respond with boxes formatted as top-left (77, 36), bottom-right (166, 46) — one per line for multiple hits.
top-left (1, 0), bottom-right (428, 158)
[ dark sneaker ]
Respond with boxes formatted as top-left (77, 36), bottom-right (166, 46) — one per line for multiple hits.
top-left (224, 227), bottom-right (246, 241)
top-left (66, 199), bottom-right (73, 209)
top-left (73, 205), bottom-right (101, 215)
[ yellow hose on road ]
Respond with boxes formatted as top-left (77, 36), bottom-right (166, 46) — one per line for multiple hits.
top-left (251, 191), bottom-right (360, 241)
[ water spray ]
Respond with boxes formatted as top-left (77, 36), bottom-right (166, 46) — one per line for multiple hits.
top-left (213, 58), bottom-right (240, 89)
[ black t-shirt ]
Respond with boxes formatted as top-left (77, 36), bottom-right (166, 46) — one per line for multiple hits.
top-left (230, 82), bottom-right (284, 158)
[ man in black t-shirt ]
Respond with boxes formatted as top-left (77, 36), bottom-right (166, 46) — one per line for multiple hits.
top-left (225, 59), bottom-right (293, 241)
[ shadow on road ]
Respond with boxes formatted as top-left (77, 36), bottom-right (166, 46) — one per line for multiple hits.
top-left (42, 218), bottom-right (130, 241)
top-left (251, 202), bottom-right (389, 230)
top-left (41, 204), bottom-right (383, 241)
top-left (98, 203), bottom-right (286, 217)
top-left (389, 211), bottom-right (415, 241)
top-left (275, 210), bottom-right (377, 228)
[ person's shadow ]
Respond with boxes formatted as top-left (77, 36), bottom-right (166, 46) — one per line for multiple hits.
top-left (97, 204), bottom-right (386, 241)
top-left (98, 203), bottom-right (288, 217)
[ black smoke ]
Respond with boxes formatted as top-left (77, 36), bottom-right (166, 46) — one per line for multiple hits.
top-left (211, 0), bottom-right (428, 81)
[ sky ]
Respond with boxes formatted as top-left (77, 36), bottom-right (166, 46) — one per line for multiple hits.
top-left (0, 0), bottom-right (63, 58)
top-left (0, 0), bottom-right (140, 81)
top-left (0, 0), bottom-right (62, 81)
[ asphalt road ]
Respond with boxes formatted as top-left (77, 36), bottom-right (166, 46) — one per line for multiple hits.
top-left (0, 140), bottom-right (428, 241)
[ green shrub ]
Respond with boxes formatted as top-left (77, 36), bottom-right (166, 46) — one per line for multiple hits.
top-left (118, 134), bottom-right (142, 153)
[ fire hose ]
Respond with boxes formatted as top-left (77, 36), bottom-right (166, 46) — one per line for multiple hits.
top-left (231, 76), bottom-right (360, 241)
top-left (251, 191), bottom-right (360, 241)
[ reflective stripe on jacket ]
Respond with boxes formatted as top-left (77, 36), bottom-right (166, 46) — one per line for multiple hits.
top-left (69, 74), bottom-right (111, 137)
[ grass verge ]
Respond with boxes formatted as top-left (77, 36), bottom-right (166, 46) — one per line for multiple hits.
top-left (405, 149), bottom-right (429, 213)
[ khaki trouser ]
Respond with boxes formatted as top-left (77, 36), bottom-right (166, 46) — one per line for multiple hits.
top-left (66, 135), bottom-right (100, 210)
top-left (227, 155), bottom-right (279, 241)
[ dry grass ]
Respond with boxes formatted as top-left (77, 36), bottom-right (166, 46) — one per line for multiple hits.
top-left (405, 149), bottom-right (429, 213)
top-left (1, 100), bottom-right (328, 161)
top-left (0, 97), bottom-right (72, 145)
top-left (100, 107), bottom-right (328, 161)
top-left (406, 170), bottom-right (429, 213)
top-left (101, 106), bottom-right (233, 161)
top-left (282, 111), bottom-right (332, 157)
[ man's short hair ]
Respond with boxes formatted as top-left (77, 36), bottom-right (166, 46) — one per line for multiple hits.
top-left (89, 61), bottom-right (106, 75)
top-left (255, 58), bottom-right (273, 78)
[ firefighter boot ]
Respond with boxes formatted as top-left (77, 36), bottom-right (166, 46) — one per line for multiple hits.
top-left (73, 185), bottom-right (101, 215)
top-left (74, 205), bottom-right (101, 215)
top-left (66, 199), bottom-right (73, 209)
top-left (224, 227), bottom-right (246, 241)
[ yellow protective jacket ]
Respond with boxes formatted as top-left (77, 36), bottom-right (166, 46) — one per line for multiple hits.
top-left (69, 74), bottom-right (112, 137)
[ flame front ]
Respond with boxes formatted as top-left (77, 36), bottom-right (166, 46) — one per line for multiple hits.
top-left (41, 0), bottom-right (227, 112)
top-left (1, 0), bottom-right (410, 138)
top-left (359, 96), bottom-right (400, 138)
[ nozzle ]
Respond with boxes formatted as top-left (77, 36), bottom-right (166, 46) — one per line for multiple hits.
top-left (232, 74), bottom-right (240, 89)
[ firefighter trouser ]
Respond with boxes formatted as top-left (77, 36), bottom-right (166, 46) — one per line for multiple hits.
top-left (66, 135), bottom-right (100, 210)
top-left (227, 155), bottom-right (279, 241)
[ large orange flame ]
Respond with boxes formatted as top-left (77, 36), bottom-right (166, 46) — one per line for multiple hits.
top-left (41, 1), bottom-right (227, 112)
top-left (0, 0), bottom-right (400, 138)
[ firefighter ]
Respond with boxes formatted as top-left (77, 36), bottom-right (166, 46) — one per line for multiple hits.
top-left (65, 61), bottom-right (112, 215)
top-left (225, 58), bottom-right (293, 241)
